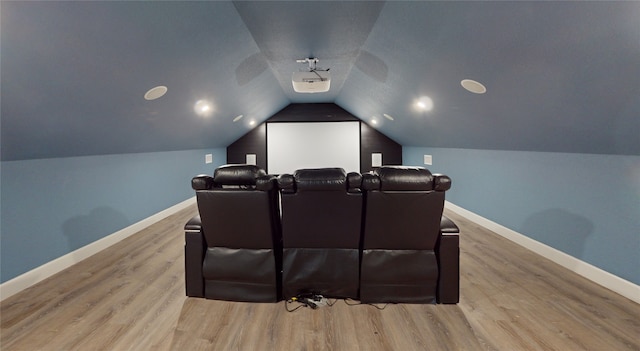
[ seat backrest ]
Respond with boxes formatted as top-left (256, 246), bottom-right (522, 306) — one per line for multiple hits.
top-left (362, 166), bottom-right (451, 250)
top-left (192, 164), bottom-right (278, 249)
top-left (278, 168), bottom-right (362, 248)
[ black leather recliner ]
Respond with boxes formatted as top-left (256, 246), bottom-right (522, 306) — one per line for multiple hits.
top-left (360, 166), bottom-right (458, 304)
top-left (277, 168), bottom-right (362, 299)
top-left (184, 164), bottom-right (281, 302)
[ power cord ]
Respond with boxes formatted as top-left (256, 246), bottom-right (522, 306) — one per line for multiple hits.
top-left (285, 293), bottom-right (323, 312)
top-left (285, 298), bottom-right (309, 312)
top-left (284, 294), bottom-right (389, 312)
top-left (344, 298), bottom-right (390, 310)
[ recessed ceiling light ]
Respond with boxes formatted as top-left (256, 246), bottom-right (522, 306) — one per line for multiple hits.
top-left (461, 79), bottom-right (486, 94)
top-left (415, 96), bottom-right (434, 111)
top-left (144, 86), bottom-right (167, 100)
top-left (233, 114), bottom-right (244, 122)
top-left (383, 113), bottom-right (395, 121)
top-left (248, 120), bottom-right (256, 126)
top-left (371, 118), bottom-right (378, 125)
top-left (194, 99), bottom-right (213, 117)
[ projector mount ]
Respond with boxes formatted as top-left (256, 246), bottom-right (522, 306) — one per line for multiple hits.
top-left (296, 58), bottom-right (329, 81)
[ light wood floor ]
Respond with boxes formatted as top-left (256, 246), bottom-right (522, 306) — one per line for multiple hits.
top-left (2, 204), bottom-right (639, 350)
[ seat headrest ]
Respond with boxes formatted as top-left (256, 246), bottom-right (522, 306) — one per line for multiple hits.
top-left (213, 164), bottom-right (267, 186)
top-left (369, 166), bottom-right (434, 191)
top-left (293, 168), bottom-right (348, 191)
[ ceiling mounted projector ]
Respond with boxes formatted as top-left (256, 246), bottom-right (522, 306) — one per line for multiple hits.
top-left (292, 71), bottom-right (331, 93)
top-left (292, 58), bottom-right (330, 93)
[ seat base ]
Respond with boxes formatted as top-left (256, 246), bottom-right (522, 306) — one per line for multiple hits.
top-left (360, 249), bottom-right (438, 304)
top-left (204, 280), bottom-right (279, 303)
top-left (202, 247), bottom-right (279, 302)
top-left (282, 248), bottom-right (359, 299)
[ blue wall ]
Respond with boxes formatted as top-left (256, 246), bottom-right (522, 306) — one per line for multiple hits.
top-left (404, 147), bottom-right (640, 285)
top-left (0, 149), bottom-right (226, 283)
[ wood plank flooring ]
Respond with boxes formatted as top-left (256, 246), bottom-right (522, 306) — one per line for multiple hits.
top-left (2, 204), bottom-right (639, 350)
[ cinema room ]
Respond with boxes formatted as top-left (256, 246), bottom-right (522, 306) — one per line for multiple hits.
top-left (1, 1), bottom-right (638, 350)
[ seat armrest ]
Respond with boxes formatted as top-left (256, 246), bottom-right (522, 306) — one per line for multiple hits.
top-left (277, 174), bottom-right (296, 194)
top-left (361, 172), bottom-right (380, 191)
top-left (440, 215), bottom-right (459, 234)
top-left (185, 215), bottom-right (204, 297)
top-left (192, 175), bottom-right (215, 190)
top-left (256, 174), bottom-right (277, 191)
top-left (433, 174), bottom-right (452, 191)
top-left (437, 215), bottom-right (459, 304)
top-left (346, 172), bottom-right (362, 193)
top-left (185, 215), bottom-right (202, 232)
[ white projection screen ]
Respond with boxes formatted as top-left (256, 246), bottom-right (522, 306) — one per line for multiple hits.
top-left (267, 122), bottom-right (360, 174)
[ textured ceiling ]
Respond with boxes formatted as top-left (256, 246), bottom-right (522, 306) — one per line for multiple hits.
top-left (1, 1), bottom-right (639, 161)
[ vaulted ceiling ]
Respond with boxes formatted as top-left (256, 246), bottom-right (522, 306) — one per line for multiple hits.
top-left (2, 1), bottom-right (639, 161)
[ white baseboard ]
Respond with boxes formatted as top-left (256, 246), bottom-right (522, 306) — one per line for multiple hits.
top-left (4, 198), bottom-right (636, 304)
top-left (445, 201), bottom-right (640, 304)
top-left (0, 197), bottom-right (196, 302)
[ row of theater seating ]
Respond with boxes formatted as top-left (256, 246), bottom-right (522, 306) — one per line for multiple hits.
top-left (184, 164), bottom-right (459, 304)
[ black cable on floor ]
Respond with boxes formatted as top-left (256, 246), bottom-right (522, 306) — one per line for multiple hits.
top-left (343, 298), bottom-right (391, 310)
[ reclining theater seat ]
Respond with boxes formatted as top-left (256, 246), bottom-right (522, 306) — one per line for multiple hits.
top-left (360, 166), bottom-right (458, 304)
top-left (184, 164), bottom-right (281, 302)
top-left (278, 168), bottom-right (362, 299)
